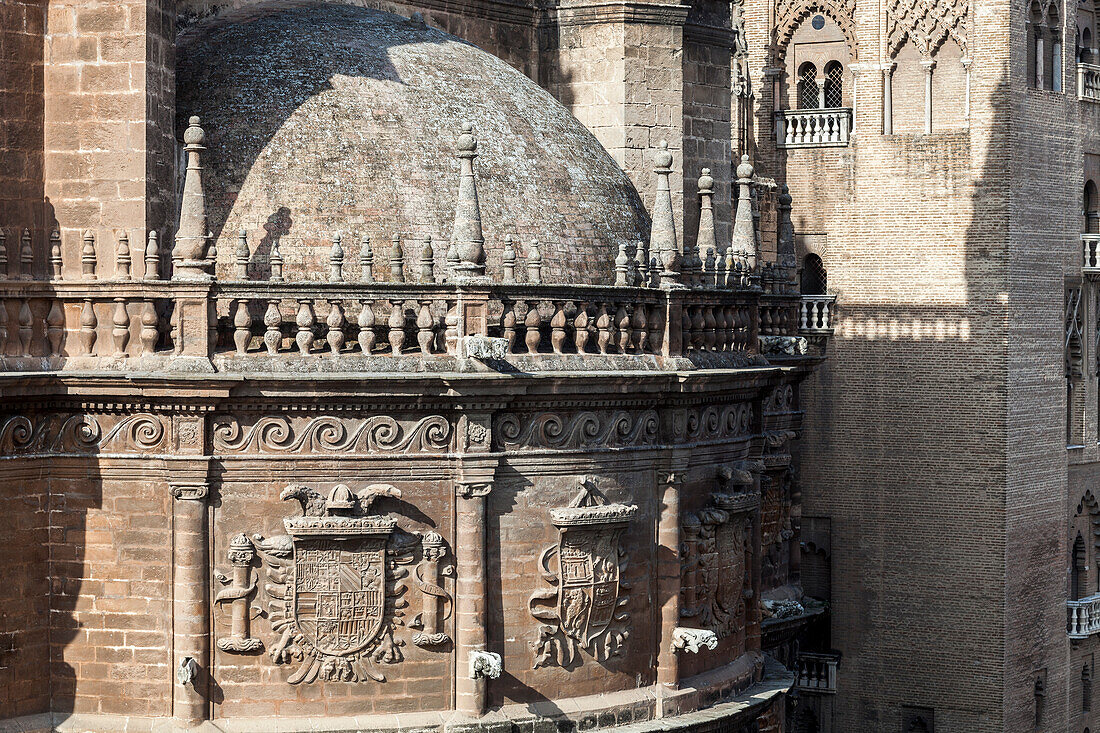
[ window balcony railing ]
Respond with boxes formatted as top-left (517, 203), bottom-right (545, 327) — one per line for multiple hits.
top-left (794, 652), bottom-right (839, 694)
top-left (800, 294), bottom-right (836, 334)
top-left (1068, 592), bottom-right (1100, 638)
top-left (1078, 63), bottom-right (1100, 101)
top-left (1082, 234), bottom-right (1100, 276)
top-left (775, 108), bottom-right (852, 149)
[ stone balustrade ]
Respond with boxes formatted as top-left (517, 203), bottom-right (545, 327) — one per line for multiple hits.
top-left (1078, 63), bottom-right (1100, 101)
top-left (794, 652), bottom-right (839, 694)
top-left (800, 294), bottom-right (837, 334)
top-left (1083, 234), bottom-right (1100, 275)
top-left (775, 109), bottom-right (852, 149)
top-left (1068, 593), bottom-right (1100, 638)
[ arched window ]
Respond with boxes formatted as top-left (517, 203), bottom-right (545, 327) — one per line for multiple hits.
top-left (1035, 677), bottom-right (1046, 726)
top-left (1084, 27), bottom-right (1094, 63)
top-left (1085, 180), bottom-right (1098, 233)
top-left (801, 254), bottom-right (827, 294)
top-left (798, 62), bottom-right (820, 109)
top-left (1049, 6), bottom-right (1064, 91)
top-left (1030, 2), bottom-right (1045, 87)
top-left (1074, 532), bottom-right (1088, 600)
top-left (824, 60), bottom-right (844, 108)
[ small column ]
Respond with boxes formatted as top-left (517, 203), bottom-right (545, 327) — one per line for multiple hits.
top-left (1036, 32), bottom-right (1046, 89)
top-left (655, 458), bottom-right (688, 716)
top-left (882, 63), bottom-right (894, 135)
top-left (816, 77), bottom-right (826, 109)
top-left (452, 445), bottom-right (498, 721)
top-left (921, 59), bottom-right (936, 134)
top-left (174, 117), bottom-right (214, 281)
top-left (1053, 38), bottom-right (1064, 92)
top-left (962, 57), bottom-right (972, 123)
top-left (169, 458), bottom-right (212, 727)
top-left (450, 123), bottom-right (486, 279)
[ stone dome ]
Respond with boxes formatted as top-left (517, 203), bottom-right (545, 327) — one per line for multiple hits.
top-left (176, 2), bottom-right (650, 284)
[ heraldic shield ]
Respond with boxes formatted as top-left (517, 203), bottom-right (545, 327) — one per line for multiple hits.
top-left (530, 479), bottom-right (637, 669)
top-left (251, 483), bottom-right (412, 684)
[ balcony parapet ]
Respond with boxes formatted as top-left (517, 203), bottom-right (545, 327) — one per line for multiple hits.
top-left (1078, 63), bottom-right (1100, 102)
top-left (1068, 592), bottom-right (1100, 639)
top-left (775, 108), bottom-right (852, 149)
top-left (799, 294), bottom-right (836, 334)
top-left (794, 652), bottom-right (840, 694)
top-left (1083, 235), bottom-right (1100, 279)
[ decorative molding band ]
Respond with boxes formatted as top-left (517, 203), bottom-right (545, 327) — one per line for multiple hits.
top-left (211, 414), bottom-right (453, 455)
top-left (684, 20), bottom-right (739, 48)
top-left (548, 1), bottom-right (690, 28)
top-left (0, 412), bottom-right (170, 455)
top-left (494, 409), bottom-right (659, 451)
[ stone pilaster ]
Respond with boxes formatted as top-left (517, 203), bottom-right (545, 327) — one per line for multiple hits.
top-left (168, 458), bottom-right (211, 727)
top-left (655, 454), bottom-right (689, 716)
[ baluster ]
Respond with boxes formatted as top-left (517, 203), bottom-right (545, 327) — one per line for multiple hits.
top-left (501, 297), bottom-right (517, 353)
top-left (79, 299), bottom-right (97, 355)
top-left (704, 247), bottom-right (716, 287)
top-left (270, 239), bottom-right (284, 282)
top-left (388, 299), bottom-right (406, 355)
top-left (0, 230), bottom-right (7, 278)
top-left (632, 300), bottom-right (647, 353)
top-left (616, 302), bottom-right (631, 353)
top-left (444, 300), bottom-right (459, 354)
top-left (16, 299), bottom-right (31, 356)
top-left (263, 300), bottom-right (283, 354)
top-left (725, 305), bottom-right (737, 350)
top-left (295, 300), bottom-right (316, 354)
top-left (116, 231), bottom-right (131, 280)
top-left (574, 301), bottom-right (590, 354)
top-left (800, 301), bottom-right (809, 330)
top-left (140, 300), bottom-right (159, 354)
top-left (20, 229), bottom-right (32, 280)
top-left (761, 305), bottom-right (773, 335)
top-left (692, 305), bottom-right (705, 349)
top-left (49, 229), bottom-right (62, 280)
top-left (502, 236), bottom-right (516, 284)
top-left (390, 234), bottom-right (405, 283)
top-left (527, 240), bottom-right (542, 284)
top-left (330, 234), bottom-right (344, 282)
top-left (235, 231), bottom-right (251, 279)
top-left (596, 303), bottom-right (612, 354)
top-left (111, 298), bottom-right (129, 355)
top-left (81, 231), bottom-right (97, 280)
top-left (360, 235), bottom-right (374, 283)
top-left (635, 240), bottom-right (650, 287)
top-left (703, 305), bottom-right (717, 351)
top-left (680, 306), bottom-right (693, 354)
top-left (327, 300), bottom-right (346, 355)
top-left (416, 299), bottom-right (434, 355)
top-left (47, 300), bottom-right (64, 355)
top-left (550, 300), bottom-right (567, 354)
top-left (615, 242), bottom-right (629, 286)
top-left (419, 235), bottom-right (435, 284)
top-left (524, 300), bottom-right (542, 353)
top-left (648, 303), bottom-right (663, 354)
top-left (145, 231), bottom-right (160, 281)
top-left (358, 299), bottom-right (377, 354)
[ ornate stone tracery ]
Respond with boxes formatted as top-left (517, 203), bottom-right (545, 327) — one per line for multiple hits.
top-left (529, 479), bottom-right (636, 668)
top-left (775, 0), bottom-right (859, 60)
top-left (886, 0), bottom-right (970, 58)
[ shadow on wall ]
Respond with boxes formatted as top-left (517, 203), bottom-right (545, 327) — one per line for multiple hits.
top-left (761, 18), bottom-right (1073, 729)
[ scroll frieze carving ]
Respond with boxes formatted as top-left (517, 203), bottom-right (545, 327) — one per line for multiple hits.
top-left (762, 385), bottom-right (794, 415)
top-left (212, 414), bottom-right (452, 455)
top-left (251, 483), bottom-right (416, 684)
top-left (680, 464), bottom-right (760, 639)
top-left (886, 0), bottom-right (969, 57)
top-left (495, 410), bottom-right (658, 451)
top-left (0, 412), bottom-right (169, 454)
top-left (214, 533), bottom-right (263, 653)
top-left (529, 479), bottom-right (636, 668)
top-left (672, 402), bottom-right (754, 443)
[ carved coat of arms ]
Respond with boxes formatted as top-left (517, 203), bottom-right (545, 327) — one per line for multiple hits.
top-left (529, 479), bottom-right (636, 668)
top-left (681, 464), bottom-right (760, 639)
top-left (252, 483), bottom-right (415, 684)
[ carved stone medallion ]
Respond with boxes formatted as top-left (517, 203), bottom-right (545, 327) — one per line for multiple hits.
top-left (252, 483), bottom-right (412, 684)
top-left (529, 479), bottom-right (636, 668)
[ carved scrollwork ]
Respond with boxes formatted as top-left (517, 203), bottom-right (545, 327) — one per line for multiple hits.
top-left (0, 412), bottom-right (169, 455)
top-left (212, 414), bottom-right (452, 455)
top-left (887, 0), bottom-right (969, 58)
top-left (673, 403), bottom-right (754, 443)
top-left (763, 385), bottom-right (794, 415)
top-left (529, 479), bottom-right (636, 668)
top-left (251, 483), bottom-right (416, 684)
top-left (495, 410), bottom-right (658, 451)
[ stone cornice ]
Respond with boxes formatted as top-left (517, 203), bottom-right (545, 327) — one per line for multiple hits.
top-left (546, 1), bottom-right (690, 28)
top-left (684, 20), bottom-right (738, 48)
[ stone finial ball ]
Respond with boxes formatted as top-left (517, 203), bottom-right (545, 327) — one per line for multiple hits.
top-left (736, 154), bottom-right (754, 180)
top-left (698, 167), bottom-right (714, 192)
top-left (656, 140), bottom-right (673, 169)
top-left (778, 184), bottom-right (792, 206)
top-left (184, 116), bottom-right (205, 145)
top-left (457, 122), bottom-right (477, 153)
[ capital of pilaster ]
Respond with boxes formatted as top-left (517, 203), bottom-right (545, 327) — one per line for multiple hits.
top-left (167, 457), bottom-right (212, 502)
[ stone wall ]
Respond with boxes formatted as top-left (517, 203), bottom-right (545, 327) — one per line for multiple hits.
top-left (0, 0), bottom-right (44, 233)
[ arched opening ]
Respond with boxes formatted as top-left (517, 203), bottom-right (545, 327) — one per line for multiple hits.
top-left (1048, 6), bottom-right (1063, 91)
top-left (1029, 2), bottom-right (1045, 87)
top-left (1084, 26), bottom-right (1094, 64)
top-left (1085, 180), bottom-right (1098, 232)
top-left (1074, 532), bottom-right (1088, 600)
top-left (801, 253), bottom-right (827, 294)
top-left (798, 62), bottom-right (820, 109)
top-left (823, 60), bottom-right (844, 108)
top-left (1035, 677), bottom-right (1046, 725)
top-left (907, 717), bottom-right (930, 733)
